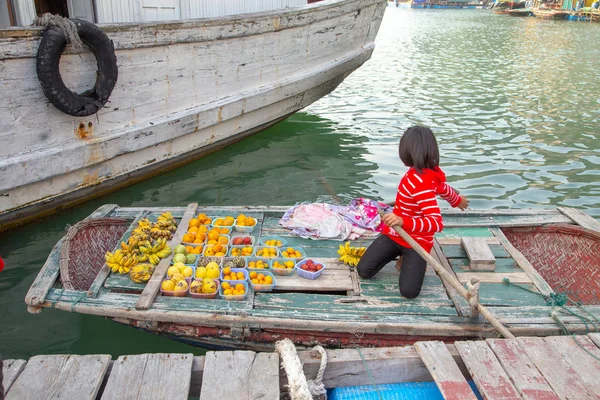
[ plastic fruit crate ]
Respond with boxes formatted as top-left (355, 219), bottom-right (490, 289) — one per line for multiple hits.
top-left (253, 246), bottom-right (279, 258)
top-left (271, 258), bottom-right (296, 276)
top-left (221, 267), bottom-right (248, 284)
top-left (280, 247), bottom-right (306, 259)
top-left (188, 278), bottom-right (220, 299)
top-left (204, 245), bottom-right (228, 257)
top-left (211, 216), bottom-right (236, 228)
top-left (259, 235), bottom-right (287, 247)
top-left (219, 281), bottom-right (248, 301)
top-left (228, 245), bottom-right (254, 257)
top-left (223, 257), bottom-right (247, 270)
top-left (160, 279), bottom-right (189, 297)
top-left (249, 271), bottom-right (276, 292)
top-left (230, 234), bottom-right (256, 246)
top-left (295, 259), bottom-right (326, 280)
top-left (246, 257), bottom-right (272, 271)
top-left (233, 216), bottom-right (257, 233)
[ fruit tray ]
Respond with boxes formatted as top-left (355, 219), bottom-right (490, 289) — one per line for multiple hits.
top-left (196, 257), bottom-right (223, 268)
top-left (160, 278), bottom-right (190, 297)
top-left (249, 271), bottom-right (276, 292)
top-left (246, 257), bottom-right (272, 271)
top-left (228, 245), bottom-right (254, 257)
top-left (259, 235), bottom-right (287, 247)
top-left (271, 258), bottom-right (296, 276)
top-left (189, 278), bottom-right (220, 299)
top-left (280, 247), bottom-right (306, 259)
top-left (230, 234), bottom-right (256, 246)
top-left (219, 281), bottom-right (248, 301)
top-left (253, 246), bottom-right (279, 258)
top-left (171, 252), bottom-right (198, 267)
top-left (223, 257), bottom-right (247, 270)
top-left (203, 245), bottom-right (228, 257)
top-left (221, 267), bottom-right (248, 284)
top-left (296, 259), bottom-right (326, 280)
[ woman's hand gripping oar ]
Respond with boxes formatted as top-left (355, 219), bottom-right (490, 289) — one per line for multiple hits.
top-left (378, 210), bottom-right (515, 339)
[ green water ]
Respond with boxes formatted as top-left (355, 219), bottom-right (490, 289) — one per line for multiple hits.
top-left (1, 8), bottom-right (599, 360)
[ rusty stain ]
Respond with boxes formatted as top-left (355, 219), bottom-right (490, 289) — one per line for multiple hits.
top-left (76, 121), bottom-right (93, 139)
top-left (217, 106), bottom-right (223, 123)
top-left (273, 17), bottom-right (281, 31)
top-left (82, 172), bottom-right (100, 186)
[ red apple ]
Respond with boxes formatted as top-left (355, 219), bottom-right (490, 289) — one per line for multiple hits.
top-left (233, 237), bottom-right (243, 245)
top-left (243, 237), bottom-right (252, 245)
top-left (316, 264), bottom-right (322, 271)
top-left (301, 264), bottom-right (309, 271)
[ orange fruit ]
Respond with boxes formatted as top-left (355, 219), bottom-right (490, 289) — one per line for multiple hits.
top-left (213, 244), bottom-right (223, 253)
top-left (188, 226), bottom-right (199, 234)
top-left (197, 213), bottom-right (207, 221)
top-left (204, 249), bottom-right (215, 256)
top-left (252, 278), bottom-right (259, 284)
top-left (207, 239), bottom-right (217, 245)
top-left (185, 246), bottom-right (194, 253)
top-left (222, 282), bottom-right (231, 290)
top-left (183, 233), bottom-right (195, 243)
top-left (219, 228), bottom-right (229, 234)
top-left (257, 273), bottom-right (265, 281)
top-left (249, 271), bottom-right (257, 279)
top-left (208, 230), bottom-right (219, 241)
top-left (235, 283), bottom-right (245, 291)
top-left (198, 225), bottom-right (208, 233)
top-left (205, 218), bottom-right (212, 224)
top-left (224, 289), bottom-right (232, 296)
top-left (236, 272), bottom-right (245, 280)
top-left (264, 275), bottom-right (273, 284)
top-left (189, 218), bottom-right (200, 228)
top-left (217, 236), bottom-right (228, 245)
top-left (223, 267), bottom-right (231, 276)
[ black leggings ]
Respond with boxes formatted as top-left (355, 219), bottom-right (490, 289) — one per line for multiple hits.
top-left (356, 235), bottom-right (427, 299)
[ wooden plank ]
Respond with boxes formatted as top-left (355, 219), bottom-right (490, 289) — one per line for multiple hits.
top-left (558, 207), bottom-right (600, 232)
top-left (2, 359), bottom-right (26, 395)
top-left (24, 205), bottom-right (118, 309)
top-left (544, 336), bottom-right (600, 397)
top-left (589, 333), bottom-right (600, 348)
top-left (275, 268), bottom-right (353, 292)
top-left (456, 272), bottom-right (532, 284)
top-left (454, 340), bottom-right (522, 400)
top-left (6, 355), bottom-right (111, 400)
top-left (437, 237), bottom-right (500, 245)
top-left (136, 203), bottom-right (198, 310)
top-left (432, 241), bottom-right (470, 317)
top-left (414, 341), bottom-right (478, 400)
top-left (486, 339), bottom-right (559, 400)
top-left (88, 210), bottom-right (150, 297)
top-left (517, 337), bottom-right (596, 399)
top-left (461, 237), bottom-right (496, 271)
top-left (200, 351), bottom-right (279, 400)
top-left (101, 353), bottom-right (193, 400)
top-left (490, 228), bottom-right (554, 297)
top-left (442, 244), bottom-right (511, 259)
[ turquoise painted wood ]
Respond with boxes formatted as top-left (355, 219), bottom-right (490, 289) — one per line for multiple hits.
top-left (449, 258), bottom-right (522, 273)
top-left (477, 283), bottom-right (547, 307)
top-left (436, 227), bottom-right (494, 237)
top-left (441, 244), bottom-right (511, 259)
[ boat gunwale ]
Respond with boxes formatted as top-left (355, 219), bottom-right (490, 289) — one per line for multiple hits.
top-left (0, 0), bottom-right (383, 40)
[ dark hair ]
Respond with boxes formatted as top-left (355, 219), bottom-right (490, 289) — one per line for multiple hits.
top-left (399, 126), bottom-right (440, 173)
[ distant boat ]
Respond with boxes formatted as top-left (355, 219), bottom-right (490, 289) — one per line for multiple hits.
top-left (0, 0), bottom-right (386, 232)
top-left (506, 7), bottom-right (533, 15)
top-left (491, 1), bottom-right (527, 13)
top-left (532, 8), bottom-right (570, 18)
top-left (25, 205), bottom-right (600, 350)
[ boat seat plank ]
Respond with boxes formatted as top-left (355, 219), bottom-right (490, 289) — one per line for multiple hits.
top-left (101, 353), bottom-right (193, 400)
top-left (2, 359), bottom-right (27, 395)
top-left (461, 237), bottom-right (496, 271)
top-left (6, 355), bottom-right (111, 400)
top-left (558, 207), bottom-right (600, 232)
top-left (454, 340), bottom-right (522, 400)
top-left (486, 339), bottom-right (559, 400)
top-left (275, 268), bottom-right (353, 292)
top-left (253, 292), bottom-right (459, 316)
top-left (199, 351), bottom-right (279, 400)
top-left (544, 336), bottom-right (600, 397)
top-left (456, 272), bottom-right (532, 284)
top-left (136, 203), bottom-right (198, 310)
top-left (437, 237), bottom-right (500, 245)
top-left (450, 258), bottom-right (522, 274)
top-left (437, 227), bottom-right (495, 238)
top-left (478, 283), bottom-right (547, 307)
top-left (441, 244), bottom-right (510, 259)
top-left (414, 341), bottom-right (478, 400)
top-left (516, 337), bottom-right (596, 399)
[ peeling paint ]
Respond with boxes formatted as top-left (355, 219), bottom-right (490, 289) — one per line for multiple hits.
top-left (82, 172), bottom-right (100, 186)
top-left (76, 121), bottom-right (93, 139)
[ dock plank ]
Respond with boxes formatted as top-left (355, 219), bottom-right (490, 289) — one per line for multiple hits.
top-left (544, 336), bottom-right (600, 397)
top-left (414, 341), bottom-right (478, 400)
top-left (517, 337), bottom-right (595, 399)
top-left (136, 203), bottom-right (198, 310)
top-left (199, 351), bottom-right (279, 400)
top-left (454, 340), bottom-right (521, 400)
top-left (456, 272), bottom-right (532, 284)
top-left (2, 359), bottom-right (26, 395)
top-left (461, 237), bottom-right (496, 271)
top-left (487, 339), bottom-right (558, 400)
top-left (101, 353), bottom-right (193, 400)
top-left (6, 355), bottom-right (111, 400)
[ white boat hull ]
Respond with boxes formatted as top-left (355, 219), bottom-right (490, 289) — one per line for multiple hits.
top-left (0, 0), bottom-right (386, 230)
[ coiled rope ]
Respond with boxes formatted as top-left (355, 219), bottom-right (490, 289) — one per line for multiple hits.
top-left (32, 13), bottom-right (84, 51)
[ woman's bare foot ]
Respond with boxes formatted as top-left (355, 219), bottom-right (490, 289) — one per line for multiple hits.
top-left (395, 256), bottom-right (403, 271)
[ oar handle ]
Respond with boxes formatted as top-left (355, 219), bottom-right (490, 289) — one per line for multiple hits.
top-left (377, 210), bottom-right (515, 339)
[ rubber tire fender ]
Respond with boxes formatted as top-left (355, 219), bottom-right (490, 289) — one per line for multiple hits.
top-left (36, 19), bottom-right (118, 117)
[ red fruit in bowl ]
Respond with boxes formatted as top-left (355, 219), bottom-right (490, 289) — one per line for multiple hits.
top-left (243, 237), bottom-right (252, 245)
top-left (301, 264), bottom-right (309, 271)
top-left (316, 264), bottom-right (322, 271)
top-left (233, 237), bottom-right (243, 245)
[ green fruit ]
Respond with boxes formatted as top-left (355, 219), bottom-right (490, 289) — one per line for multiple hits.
top-left (186, 254), bottom-right (197, 264)
top-left (174, 245), bottom-right (187, 255)
top-left (173, 253), bottom-right (187, 264)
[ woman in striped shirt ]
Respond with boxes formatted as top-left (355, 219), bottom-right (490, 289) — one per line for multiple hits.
top-left (357, 126), bottom-right (469, 298)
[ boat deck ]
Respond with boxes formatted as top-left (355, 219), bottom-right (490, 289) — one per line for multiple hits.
top-left (3, 333), bottom-right (600, 399)
top-left (26, 205), bottom-right (600, 348)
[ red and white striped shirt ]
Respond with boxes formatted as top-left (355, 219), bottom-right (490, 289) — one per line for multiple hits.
top-left (383, 167), bottom-right (461, 253)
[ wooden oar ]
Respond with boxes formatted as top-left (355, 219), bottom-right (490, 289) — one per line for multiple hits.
top-left (378, 211), bottom-right (515, 339)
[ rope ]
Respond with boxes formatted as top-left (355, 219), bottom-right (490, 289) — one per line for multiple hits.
top-left (307, 346), bottom-right (328, 400)
top-left (32, 13), bottom-right (84, 51)
top-left (50, 288), bottom-right (65, 308)
top-left (356, 348), bottom-right (383, 400)
top-left (70, 292), bottom-right (88, 312)
top-left (275, 339), bottom-right (312, 400)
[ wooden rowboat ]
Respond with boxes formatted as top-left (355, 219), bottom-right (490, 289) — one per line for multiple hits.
top-left (25, 204), bottom-right (600, 351)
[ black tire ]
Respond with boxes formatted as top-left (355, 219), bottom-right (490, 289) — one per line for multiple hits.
top-left (36, 19), bottom-right (118, 117)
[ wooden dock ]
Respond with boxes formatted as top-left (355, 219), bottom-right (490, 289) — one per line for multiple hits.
top-left (3, 333), bottom-right (600, 399)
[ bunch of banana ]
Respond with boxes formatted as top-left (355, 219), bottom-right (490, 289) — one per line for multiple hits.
top-left (120, 238), bottom-right (140, 256)
top-left (150, 225), bottom-right (174, 240)
top-left (139, 238), bottom-right (172, 265)
top-left (337, 241), bottom-right (367, 267)
top-left (131, 220), bottom-right (152, 242)
top-left (105, 249), bottom-right (138, 274)
top-left (150, 212), bottom-right (178, 240)
top-left (129, 263), bottom-right (155, 284)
